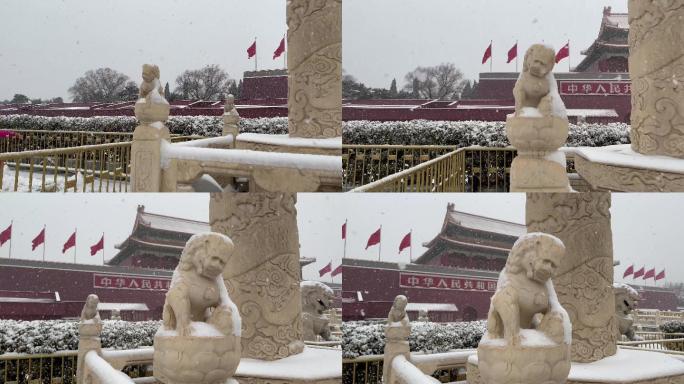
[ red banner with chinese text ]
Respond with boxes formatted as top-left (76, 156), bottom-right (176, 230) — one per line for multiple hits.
top-left (93, 273), bottom-right (171, 291)
top-left (559, 81), bottom-right (631, 96)
top-left (399, 272), bottom-right (497, 292)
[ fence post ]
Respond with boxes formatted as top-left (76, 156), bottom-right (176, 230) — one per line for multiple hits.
top-left (223, 94), bottom-right (240, 148)
top-left (76, 294), bottom-right (103, 384)
top-left (383, 295), bottom-right (411, 384)
top-left (130, 64), bottom-right (170, 192)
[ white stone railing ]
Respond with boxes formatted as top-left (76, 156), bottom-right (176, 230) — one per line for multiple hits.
top-left (634, 310), bottom-right (684, 327)
top-left (82, 350), bottom-right (136, 384)
top-left (391, 355), bottom-right (440, 384)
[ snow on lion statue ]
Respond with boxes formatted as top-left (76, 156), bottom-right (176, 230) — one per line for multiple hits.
top-left (475, 232), bottom-right (572, 384)
top-left (301, 281), bottom-right (335, 341)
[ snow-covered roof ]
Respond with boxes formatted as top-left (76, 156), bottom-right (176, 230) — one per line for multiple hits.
top-left (139, 211), bottom-right (210, 235)
top-left (447, 210), bottom-right (526, 238)
top-left (97, 303), bottom-right (150, 311)
top-left (605, 14), bottom-right (629, 29)
top-left (406, 303), bottom-right (458, 312)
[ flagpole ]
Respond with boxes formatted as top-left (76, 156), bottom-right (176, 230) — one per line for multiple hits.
top-left (409, 229), bottom-right (413, 263)
top-left (255, 37), bottom-right (258, 71)
top-left (568, 39), bottom-right (571, 72)
top-left (330, 258), bottom-right (333, 284)
top-left (490, 40), bottom-right (493, 73)
top-left (42, 225), bottom-right (46, 262)
top-left (102, 233), bottom-right (105, 266)
top-left (8, 220), bottom-right (12, 259)
top-left (343, 219), bottom-right (347, 259)
top-left (515, 41), bottom-right (519, 72)
top-left (283, 32), bottom-right (287, 70)
top-left (74, 228), bottom-right (77, 264)
top-left (378, 225), bottom-right (382, 262)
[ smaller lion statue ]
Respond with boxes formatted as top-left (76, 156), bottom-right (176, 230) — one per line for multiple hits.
top-left (301, 281), bottom-right (335, 341)
top-left (486, 233), bottom-right (570, 346)
top-left (387, 295), bottom-right (410, 327)
top-left (614, 283), bottom-right (641, 341)
top-left (81, 294), bottom-right (101, 323)
top-left (139, 64), bottom-right (164, 101)
top-left (161, 233), bottom-right (240, 337)
top-left (513, 44), bottom-right (564, 118)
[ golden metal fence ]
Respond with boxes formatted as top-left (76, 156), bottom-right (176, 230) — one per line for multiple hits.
top-left (342, 353), bottom-right (469, 384)
top-left (0, 351), bottom-right (77, 384)
top-left (349, 147), bottom-right (516, 193)
top-left (0, 142), bottom-right (132, 192)
top-left (618, 337), bottom-right (684, 353)
top-left (343, 145), bottom-right (458, 190)
top-left (0, 129), bottom-right (201, 153)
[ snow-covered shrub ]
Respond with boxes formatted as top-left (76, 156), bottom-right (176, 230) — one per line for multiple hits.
top-left (660, 321), bottom-right (684, 334)
top-left (1, 115), bottom-right (630, 148)
top-left (343, 120), bottom-right (630, 147)
top-left (0, 320), bottom-right (161, 355)
top-left (342, 320), bottom-right (486, 358)
top-left (0, 114), bottom-right (288, 137)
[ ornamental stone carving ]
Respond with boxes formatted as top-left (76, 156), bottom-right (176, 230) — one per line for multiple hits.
top-left (507, 44), bottom-right (571, 192)
top-left (526, 193), bottom-right (618, 363)
top-left (153, 233), bottom-right (241, 384)
top-left (477, 233), bottom-right (572, 384)
top-left (287, 0), bottom-right (342, 138)
top-left (131, 63), bottom-right (171, 192)
top-left (301, 281), bottom-right (335, 341)
top-left (614, 283), bottom-right (641, 341)
top-left (383, 295), bottom-right (411, 384)
top-left (210, 192), bottom-right (304, 361)
top-left (629, 0), bottom-right (684, 158)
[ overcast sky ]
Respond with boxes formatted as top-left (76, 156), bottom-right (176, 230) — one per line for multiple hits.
top-left (343, 0), bottom-right (628, 88)
top-left (0, 0), bottom-right (286, 101)
top-left (0, 193), bottom-right (681, 286)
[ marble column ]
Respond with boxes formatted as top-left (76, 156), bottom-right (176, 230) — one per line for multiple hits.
top-left (526, 193), bottom-right (617, 363)
top-left (287, 0), bottom-right (342, 138)
top-left (629, 0), bottom-right (684, 158)
top-left (209, 192), bottom-right (304, 361)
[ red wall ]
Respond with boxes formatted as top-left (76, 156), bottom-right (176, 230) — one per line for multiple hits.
top-left (342, 265), bottom-right (494, 322)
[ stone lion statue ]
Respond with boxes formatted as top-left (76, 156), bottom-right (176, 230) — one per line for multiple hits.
top-left (387, 295), bottom-right (409, 327)
top-left (81, 294), bottom-right (100, 323)
top-left (301, 281), bottom-right (335, 341)
top-left (139, 64), bottom-right (164, 101)
top-left (614, 283), bottom-right (641, 341)
top-left (161, 233), bottom-right (240, 337)
top-left (486, 232), bottom-right (570, 346)
top-left (513, 44), bottom-right (563, 117)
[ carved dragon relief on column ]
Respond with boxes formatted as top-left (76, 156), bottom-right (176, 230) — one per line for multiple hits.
top-left (526, 193), bottom-right (618, 363)
top-left (210, 193), bottom-right (304, 361)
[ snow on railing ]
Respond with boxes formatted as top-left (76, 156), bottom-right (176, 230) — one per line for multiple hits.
top-left (172, 135), bottom-right (234, 148)
top-left (391, 355), bottom-right (439, 384)
top-left (83, 350), bottom-right (136, 384)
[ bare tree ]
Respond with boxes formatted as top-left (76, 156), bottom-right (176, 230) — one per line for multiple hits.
top-left (68, 68), bottom-right (136, 102)
top-left (403, 63), bottom-right (468, 100)
top-left (174, 64), bottom-right (231, 100)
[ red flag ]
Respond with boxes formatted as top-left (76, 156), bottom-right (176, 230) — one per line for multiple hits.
top-left (62, 232), bottom-right (76, 254)
top-left (633, 266), bottom-right (645, 279)
top-left (0, 223), bottom-right (11, 246)
top-left (342, 222), bottom-right (347, 240)
top-left (482, 42), bottom-right (492, 64)
top-left (32, 228), bottom-right (45, 251)
top-left (273, 37), bottom-right (285, 59)
top-left (643, 268), bottom-right (655, 280)
top-left (655, 269), bottom-right (666, 281)
top-left (319, 262), bottom-right (332, 277)
top-left (623, 264), bottom-right (634, 278)
top-left (247, 41), bottom-right (257, 59)
top-left (507, 42), bottom-right (517, 63)
top-left (90, 235), bottom-right (104, 256)
top-left (331, 264), bottom-right (343, 277)
top-left (365, 228), bottom-right (381, 249)
top-left (555, 42), bottom-right (570, 63)
top-left (398, 232), bottom-right (411, 253)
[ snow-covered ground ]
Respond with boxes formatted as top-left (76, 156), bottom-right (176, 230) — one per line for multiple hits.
top-left (1, 165), bottom-right (126, 193)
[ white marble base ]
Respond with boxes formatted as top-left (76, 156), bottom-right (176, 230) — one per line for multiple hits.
top-left (574, 145), bottom-right (684, 192)
top-left (234, 346), bottom-right (341, 384)
top-left (467, 348), bottom-right (684, 384)
top-left (236, 133), bottom-right (341, 156)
